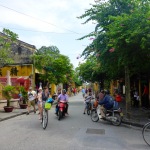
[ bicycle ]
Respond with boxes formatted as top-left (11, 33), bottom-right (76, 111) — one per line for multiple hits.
top-left (41, 102), bottom-right (48, 129)
top-left (142, 121), bottom-right (150, 146)
top-left (87, 102), bottom-right (92, 115)
top-left (41, 99), bottom-right (53, 130)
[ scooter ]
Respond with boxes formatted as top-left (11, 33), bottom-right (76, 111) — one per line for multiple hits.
top-left (57, 101), bottom-right (67, 121)
top-left (91, 104), bottom-right (123, 126)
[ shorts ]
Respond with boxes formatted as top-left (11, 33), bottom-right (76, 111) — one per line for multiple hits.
top-left (28, 100), bottom-right (35, 107)
top-left (37, 101), bottom-right (42, 107)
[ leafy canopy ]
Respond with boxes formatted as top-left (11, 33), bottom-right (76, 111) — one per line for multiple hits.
top-left (33, 46), bottom-right (74, 84)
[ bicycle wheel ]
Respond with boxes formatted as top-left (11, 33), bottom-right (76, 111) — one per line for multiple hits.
top-left (87, 103), bottom-right (91, 115)
top-left (42, 109), bottom-right (48, 129)
top-left (142, 122), bottom-right (150, 146)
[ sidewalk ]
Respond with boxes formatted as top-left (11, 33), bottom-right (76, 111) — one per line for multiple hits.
top-left (0, 94), bottom-right (150, 128)
top-left (120, 99), bottom-right (150, 127)
top-left (0, 105), bottom-right (38, 122)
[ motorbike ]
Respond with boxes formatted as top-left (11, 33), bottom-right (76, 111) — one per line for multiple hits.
top-left (91, 104), bottom-right (123, 126)
top-left (57, 101), bottom-right (67, 121)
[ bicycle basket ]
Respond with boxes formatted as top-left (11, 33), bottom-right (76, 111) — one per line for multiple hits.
top-left (45, 102), bottom-right (52, 110)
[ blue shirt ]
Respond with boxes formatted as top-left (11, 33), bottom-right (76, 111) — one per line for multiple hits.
top-left (82, 89), bottom-right (85, 94)
top-left (99, 94), bottom-right (114, 109)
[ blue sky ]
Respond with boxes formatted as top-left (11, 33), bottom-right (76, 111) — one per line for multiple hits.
top-left (0, 0), bottom-right (96, 68)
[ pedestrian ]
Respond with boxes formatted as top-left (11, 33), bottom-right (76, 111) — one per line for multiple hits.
top-left (37, 87), bottom-right (43, 120)
top-left (85, 88), bottom-right (88, 95)
top-left (81, 87), bottom-right (85, 98)
top-left (73, 88), bottom-right (76, 96)
top-left (26, 87), bottom-right (37, 115)
top-left (142, 85), bottom-right (149, 108)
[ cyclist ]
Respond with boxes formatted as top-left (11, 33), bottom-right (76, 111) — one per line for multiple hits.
top-left (56, 89), bottom-right (69, 115)
top-left (42, 87), bottom-right (50, 108)
top-left (83, 92), bottom-right (94, 114)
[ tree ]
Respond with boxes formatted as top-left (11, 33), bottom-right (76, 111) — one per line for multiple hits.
top-left (78, 0), bottom-right (150, 115)
top-left (106, 1), bottom-right (150, 114)
top-left (32, 46), bottom-right (74, 85)
top-left (0, 28), bottom-right (18, 67)
top-left (76, 56), bottom-right (106, 89)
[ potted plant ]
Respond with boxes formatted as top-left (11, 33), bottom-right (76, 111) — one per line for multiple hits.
top-left (19, 86), bottom-right (28, 109)
top-left (2, 85), bottom-right (17, 112)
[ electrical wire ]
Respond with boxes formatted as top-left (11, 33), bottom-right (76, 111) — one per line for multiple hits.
top-left (0, 25), bottom-right (79, 34)
top-left (0, 3), bottom-right (80, 34)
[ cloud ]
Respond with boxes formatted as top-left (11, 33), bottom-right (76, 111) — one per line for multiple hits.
top-left (0, 0), bottom-right (96, 67)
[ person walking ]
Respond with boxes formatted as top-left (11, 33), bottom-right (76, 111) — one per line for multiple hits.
top-left (81, 87), bottom-right (85, 98)
top-left (26, 87), bottom-right (37, 115)
top-left (142, 85), bottom-right (149, 108)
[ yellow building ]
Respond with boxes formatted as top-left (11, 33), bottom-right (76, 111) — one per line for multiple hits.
top-left (0, 32), bottom-right (36, 101)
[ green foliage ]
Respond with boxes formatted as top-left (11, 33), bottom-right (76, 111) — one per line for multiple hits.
top-left (32, 46), bottom-right (74, 84)
top-left (0, 28), bottom-right (18, 67)
top-left (77, 56), bottom-right (106, 83)
top-left (19, 86), bottom-right (28, 104)
top-left (78, 0), bottom-right (150, 80)
top-left (2, 85), bottom-right (18, 107)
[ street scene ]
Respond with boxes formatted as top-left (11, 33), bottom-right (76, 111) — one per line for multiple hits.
top-left (0, 93), bottom-right (149, 150)
top-left (0, 0), bottom-right (150, 150)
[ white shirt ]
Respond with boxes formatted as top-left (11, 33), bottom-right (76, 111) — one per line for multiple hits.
top-left (28, 90), bottom-right (37, 101)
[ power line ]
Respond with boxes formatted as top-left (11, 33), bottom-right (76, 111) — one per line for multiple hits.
top-left (0, 25), bottom-right (79, 34)
top-left (0, 3), bottom-right (80, 34)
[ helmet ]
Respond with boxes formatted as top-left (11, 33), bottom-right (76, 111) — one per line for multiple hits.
top-left (104, 89), bottom-right (110, 94)
top-left (62, 89), bottom-right (66, 93)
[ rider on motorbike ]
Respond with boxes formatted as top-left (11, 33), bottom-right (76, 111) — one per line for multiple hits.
top-left (99, 90), bottom-right (114, 119)
top-left (56, 89), bottom-right (69, 115)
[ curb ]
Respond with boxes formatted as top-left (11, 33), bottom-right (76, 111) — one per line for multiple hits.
top-left (0, 111), bottom-right (27, 122)
top-left (122, 119), bottom-right (144, 128)
top-left (0, 109), bottom-right (38, 122)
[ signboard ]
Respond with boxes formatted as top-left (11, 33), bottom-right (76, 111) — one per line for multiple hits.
top-left (0, 65), bottom-right (32, 77)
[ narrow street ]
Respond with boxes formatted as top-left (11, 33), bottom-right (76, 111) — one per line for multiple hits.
top-left (0, 93), bottom-right (149, 150)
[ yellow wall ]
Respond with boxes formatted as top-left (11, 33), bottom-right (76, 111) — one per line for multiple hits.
top-left (1, 65), bottom-right (32, 77)
top-left (50, 84), bottom-right (56, 95)
top-left (0, 83), bottom-right (3, 99)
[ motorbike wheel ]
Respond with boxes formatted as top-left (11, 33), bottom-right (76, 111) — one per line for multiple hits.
top-left (91, 109), bottom-right (99, 122)
top-left (112, 113), bottom-right (122, 126)
top-left (58, 110), bottom-right (62, 121)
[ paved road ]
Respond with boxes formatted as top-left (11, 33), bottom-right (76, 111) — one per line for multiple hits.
top-left (0, 93), bottom-right (149, 150)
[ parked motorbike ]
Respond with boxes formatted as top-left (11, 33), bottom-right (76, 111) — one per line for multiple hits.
top-left (57, 101), bottom-right (67, 121)
top-left (91, 104), bottom-right (123, 126)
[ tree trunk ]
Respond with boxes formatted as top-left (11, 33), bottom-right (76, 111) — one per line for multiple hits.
top-left (125, 66), bottom-right (131, 118)
top-left (7, 100), bottom-right (10, 107)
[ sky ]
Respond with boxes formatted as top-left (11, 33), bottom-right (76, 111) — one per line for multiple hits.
top-left (0, 0), bottom-right (96, 68)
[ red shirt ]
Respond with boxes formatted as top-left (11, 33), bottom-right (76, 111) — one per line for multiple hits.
top-left (143, 86), bottom-right (149, 95)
